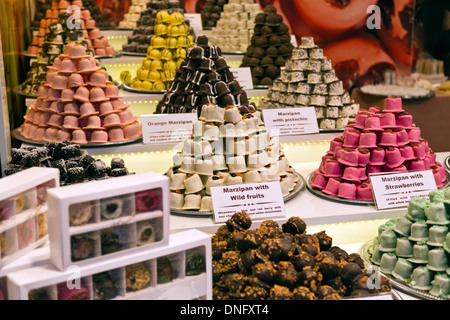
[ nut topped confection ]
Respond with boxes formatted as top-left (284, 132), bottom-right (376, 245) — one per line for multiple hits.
top-left (212, 211), bottom-right (392, 299)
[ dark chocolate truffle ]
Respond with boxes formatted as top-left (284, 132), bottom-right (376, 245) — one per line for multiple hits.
top-left (314, 230), bottom-right (333, 251)
top-left (222, 250), bottom-right (241, 274)
top-left (292, 251), bottom-right (316, 271)
top-left (298, 266), bottom-right (322, 292)
top-left (293, 286), bottom-right (317, 300)
top-left (268, 284), bottom-right (293, 300)
top-left (275, 261), bottom-right (298, 288)
top-left (244, 285), bottom-right (268, 300)
top-left (282, 216), bottom-right (307, 235)
top-left (226, 211), bottom-right (252, 231)
top-left (340, 262), bottom-right (364, 287)
top-left (260, 238), bottom-right (282, 261)
top-left (252, 261), bottom-right (276, 284)
top-left (316, 285), bottom-right (339, 300)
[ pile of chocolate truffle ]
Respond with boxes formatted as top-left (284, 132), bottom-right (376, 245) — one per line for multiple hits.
top-left (201, 0), bottom-right (228, 29)
top-left (4, 141), bottom-right (132, 186)
top-left (212, 211), bottom-right (392, 300)
top-left (240, 4), bottom-right (293, 86)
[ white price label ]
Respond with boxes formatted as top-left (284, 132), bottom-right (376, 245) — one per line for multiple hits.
top-left (141, 113), bottom-right (197, 144)
top-left (262, 107), bottom-right (319, 136)
top-left (230, 67), bottom-right (254, 90)
top-left (184, 13), bottom-right (202, 32)
top-left (210, 181), bottom-right (285, 223)
top-left (370, 170), bottom-right (437, 210)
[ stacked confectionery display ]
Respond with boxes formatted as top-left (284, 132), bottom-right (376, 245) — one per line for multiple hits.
top-left (155, 34), bottom-right (251, 114)
top-left (118, 0), bottom-right (150, 29)
top-left (201, 0), bottom-right (228, 29)
top-left (368, 187), bottom-right (450, 299)
top-left (240, 5), bottom-right (294, 86)
top-left (27, 0), bottom-right (115, 56)
top-left (21, 12), bottom-right (95, 96)
top-left (208, 0), bottom-right (260, 53)
top-left (128, 10), bottom-right (194, 90)
top-left (82, 0), bottom-right (112, 29)
top-left (122, 0), bottom-right (188, 54)
top-left (259, 37), bottom-right (360, 130)
top-left (2, 0), bottom-right (450, 303)
top-left (212, 211), bottom-right (392, 299)
top-left (158, 36), bottom-right (297, 212)
top-left (4, 142), bottom-right (132, 185)
top-left (17, 43), bottom-right (142, 144)
top-left (309, 97), bottom-right (447, 202)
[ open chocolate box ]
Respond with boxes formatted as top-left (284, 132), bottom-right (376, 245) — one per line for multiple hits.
top-left (0, 167), bottom-right (59, 268)
top-left (6, 229), bottom-right (212, 300)
top-left (46, 172), bottom-right (170, 271)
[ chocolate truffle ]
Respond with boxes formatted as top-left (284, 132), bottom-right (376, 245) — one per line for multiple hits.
top-left (252, 261), bottom-right (276, 284)
top-left (293, 286), bottom-right (317, 300)
top-left (237, 229), bottom-right (263, 252)
top-left (298, 266), bottom-right (322, 292)
top-left (282, 216), bottom-right (307, 235)
top-left (268, 284), bottom-right (293, 300)
top-left (275, 261), bottom-right (298, 288)
top-left (316, 285), bottom-right (340, 300)
top-left (244, 285), bottom-right (268, 300)
top-left (226, 210), bottom-right (252, 231)
top-left (212, 240), bottom-right (228, 260)
top-left (222, 250), bottom-right (241, 274)
top-left (260, 238), bottom-right (283, 261)
top-left (315, 230), bottom-right (333, 251)
top-left (340, 262), bottom-right (364, 287)
top-left (292, 251), bottom-right (316, 271)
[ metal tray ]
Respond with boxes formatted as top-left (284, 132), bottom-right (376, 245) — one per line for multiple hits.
top-left (253, 85), bottom-right (271, 90)
top-left (319, 128), bottom-right (344, 133)
top-left (13, 86), bottom-right (38, 98)
top-left (360, 240), bottom-right (447, 300)
top-left (95, 52), bottom-right (123, 59)
top-left (170, 172), bottom-right (306, 218)
top-left (12, 128), bottom-right (142, 148)
top-left (122, 82), bottom-right (166, 94)
top-left (306, 169), bottom-right (450, 206)
top-left (21, 51), bottom-right (122, 59)
top-left (221, 51), bottom-right (245, 55)
top-left (357, 85), bottom-right (435, 100)
top-left (120, 51), bottom-right (147, 57)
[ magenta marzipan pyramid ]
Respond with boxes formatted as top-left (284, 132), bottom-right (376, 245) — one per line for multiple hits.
top-left (310, 97), bottom-right (447, 201)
